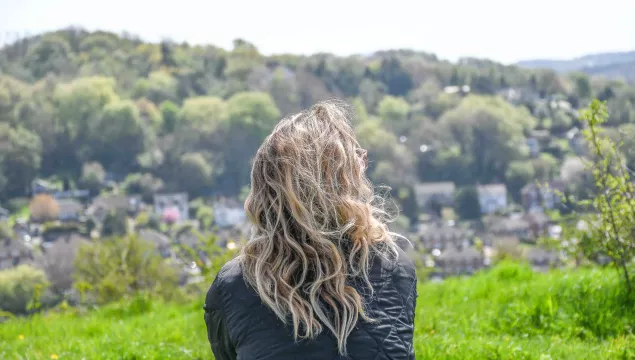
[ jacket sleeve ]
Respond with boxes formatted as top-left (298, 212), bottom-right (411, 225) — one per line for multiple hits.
top-left (204, 277), bottom-right (237, 360)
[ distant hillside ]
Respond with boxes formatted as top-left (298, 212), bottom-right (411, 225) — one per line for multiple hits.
top-left (517, 51), bottom-right (635, 81)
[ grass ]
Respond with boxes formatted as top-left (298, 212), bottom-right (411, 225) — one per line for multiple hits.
top-left (1, 262), bottom-right (634, 359)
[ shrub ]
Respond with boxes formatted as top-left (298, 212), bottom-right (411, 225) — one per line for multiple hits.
top-left (74, 235), bottom-right (180, 304)
top-left (0, 265), bottom-right (49, 315)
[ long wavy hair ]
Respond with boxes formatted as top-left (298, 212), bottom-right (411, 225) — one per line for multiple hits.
top-left (240, 100), bottom-right (399, 355)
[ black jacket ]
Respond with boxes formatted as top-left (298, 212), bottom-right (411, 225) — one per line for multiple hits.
top-left (204, 246), bottom-right (417, 360)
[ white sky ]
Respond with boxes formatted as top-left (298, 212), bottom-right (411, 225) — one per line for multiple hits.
top-left (1, 0), bottom-right (634, 64)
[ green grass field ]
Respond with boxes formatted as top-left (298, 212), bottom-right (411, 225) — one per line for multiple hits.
top-left (1, 262), bottom-right (634, 359)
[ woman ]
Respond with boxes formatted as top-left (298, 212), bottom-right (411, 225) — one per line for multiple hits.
top-left (204, 100), bottom-right (417, 359)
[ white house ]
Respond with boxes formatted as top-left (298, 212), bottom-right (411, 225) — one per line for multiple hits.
top-left (414, 182), bottom-right (456, 211)
top-left (214, 204), bottom-right (247, 228)
top-left (477, 184), bottom-right (508, 214)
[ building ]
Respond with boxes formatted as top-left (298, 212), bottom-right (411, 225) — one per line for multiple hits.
top-left (487, 214), bottom-right (531, 241)
top-left (523, 211), bottom-right (552, 239)
top-left (435, 246), bottom-right (485, 277)
top-left (87, 195), bottom-right (142, 223)
top-left (154, 193), bottom-right (189, 223)
top-left (31, 179), bottom-right (59, 195)
top-left (521, 181), bottom-right (565, 211)
top-left (414, 182), bottom-right (456, 211)
top-left (214, 202), bottom-right (247, 228)
top-left (0, 238), bottom-right (34, 270)
top-left (477, 184), bottom-right (508, 214)
top-left (524, 247), bottom-right (559, 272)
top-left (417, 222), bottom-right (473, 251)
top-left (56, 199), bottom-right (84, 222)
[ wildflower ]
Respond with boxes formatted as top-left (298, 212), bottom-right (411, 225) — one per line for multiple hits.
top-left (51, 354), bottom-right (59, 359)
top-left (18, 334), bottom-right (24, 340)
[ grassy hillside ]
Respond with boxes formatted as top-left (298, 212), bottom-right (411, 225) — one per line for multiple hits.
top-left (1, 262), bottom-right (633, 360)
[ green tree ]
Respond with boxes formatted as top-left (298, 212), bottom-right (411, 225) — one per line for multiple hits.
top-left (455, 186), bottom-right (481, 220)
top-left (101, 209), bottom-right (128, 237)
top-left (554, 100), bottom-right (635, 295)
top-left (505, 160), bottom-right (536, 202)
top-left (74, 235), bottom-right (180, 303)
top-left (177, 152), bottom-right (213, 196)
top-left (92, 100), bottom-right (148, 172)
top-left (377, 95), bottom-right (410, 135)
top-left (439, 95), bottom-right (536, 183)
top-left (0, 126), bottom-right (42, 198)
top-left (0, 265), bottom-right (49, 315)
top-left (133, 71), bottom-right (178, 104)
top-left (123, 173), bottom-right (164, 204)
top-left (79, 161), bottom-right (105, 195)
top-left (159, 101), bottom-right (180, 134)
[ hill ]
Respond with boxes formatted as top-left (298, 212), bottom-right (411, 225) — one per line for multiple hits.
top-left (1, 262), bottom-right (634, 359)
top-left (517, 51), bottom-right (635, 81)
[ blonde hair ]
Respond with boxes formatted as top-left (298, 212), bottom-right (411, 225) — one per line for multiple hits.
top-left (240, 100), bottom-right (398, 355)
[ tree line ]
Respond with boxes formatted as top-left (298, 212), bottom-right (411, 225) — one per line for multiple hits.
top-left (1, 28), bottom-right (635, 222)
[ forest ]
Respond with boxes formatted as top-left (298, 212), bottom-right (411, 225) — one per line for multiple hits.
top-left (1, 28), bottom-right (635, 223)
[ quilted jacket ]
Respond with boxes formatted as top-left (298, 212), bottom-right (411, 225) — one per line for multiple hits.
top-left (204, 246), bottom-right (417, 360)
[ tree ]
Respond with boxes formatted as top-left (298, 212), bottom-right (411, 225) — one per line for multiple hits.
top-left (505, 160), bottom-right (536, 202)
top-left (29, 194), bottom-right (59, 222)
top-left (92, 100), bottom-right (148, 172)
top-left (0, 126), bottom-right (42, 198)
top-left (74, 235), bottom-right (179, 303)
top-left (455, 186), bottom-right (481, 220)
top-left (79, 162), bottom-right (105, 195)
top-left (216, 92), bottom-right (281, 194)
top-left (123, 173), bottom-right (164, 204)
top-left (554, 100), bottom-right (635, 296)
top-left (177, 96), bottom-right (228, 146)
top-left (176, 152), bottom-right (213, 196)
top-left (0, 265), bottom-right (49, 315)
top-left (159, 101), bottom-right (180, 134)
top-left (377, 95), bottom-right (410, 135)
top-left (133, 71), bottom-right (178, 104)
top-left (101, 209), bottom-right (128, 237)
top-left (439, 95), bottom-right (536, 183)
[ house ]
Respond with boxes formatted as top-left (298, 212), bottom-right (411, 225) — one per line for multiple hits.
top-left (417, 222), bottom-right (473, 252)
top-left (443, 85), bottom-right (471, 95)
top-left (154, 193), bottom-right (189, 223)
top-left (521, 180), bottom-right (565, 211)
top-left (0, 206), bottom-right (8, 222)
top-left (477, 184), bottom-right (507, 214)
top-left (87, 195), bottom-right (142, 223)
top-left (214, 203), bottom-right (247, 228)
top-left (139, 229), bottom-right (172, 258)
top-left (0, 238), bottom-right (34, 270)
top-left (53, 189), bottom-right (90, 201)
top-left (31, 178), bottom-right (59, 195)
top-left (56, 199), bottom-right (84, 222)
top-left (523, 211), bottom-right (551, 239)
top-left (488, 214), bottom-right (531, 241)
top-left (524, 247), bottom-right (559, 272)
top-left (414, 182), bottom-right (456, 211)
top-left (435, 246), bottom-right (485, 277)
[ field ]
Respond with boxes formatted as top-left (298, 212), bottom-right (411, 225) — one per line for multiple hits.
top-left (1, 262), bottom-right (634, 360)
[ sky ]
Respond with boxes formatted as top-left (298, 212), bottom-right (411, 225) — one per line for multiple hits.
top-left (1, 0), bottom-right (634, 64)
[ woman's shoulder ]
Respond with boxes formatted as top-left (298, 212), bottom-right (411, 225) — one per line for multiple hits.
top-left (205, 257), bottom-right (252, 309)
